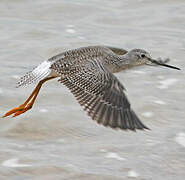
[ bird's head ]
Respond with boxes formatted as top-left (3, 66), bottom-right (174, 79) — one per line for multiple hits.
top-left (127, 49), bottom-right (180, 70)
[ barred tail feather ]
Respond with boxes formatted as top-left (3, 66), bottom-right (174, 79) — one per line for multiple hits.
top-left (16, 61), bottom-right (52, 88)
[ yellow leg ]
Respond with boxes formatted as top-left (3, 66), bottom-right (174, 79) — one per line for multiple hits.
top-left (2, 77), bottom-right (54, 118)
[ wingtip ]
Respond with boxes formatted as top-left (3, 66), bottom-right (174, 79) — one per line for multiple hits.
top-left (126, 109), bottom-right (150, 131)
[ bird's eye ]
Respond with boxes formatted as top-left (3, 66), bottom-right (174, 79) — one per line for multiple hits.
top-left (141, 54), bottom-right (145, 58)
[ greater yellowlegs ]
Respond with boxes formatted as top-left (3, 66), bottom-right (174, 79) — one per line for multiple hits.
top-left (3, 46), bottom-right (180, 131)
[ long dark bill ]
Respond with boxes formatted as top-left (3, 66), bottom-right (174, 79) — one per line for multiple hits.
top-left (149, 59), bottom-right (181, 70)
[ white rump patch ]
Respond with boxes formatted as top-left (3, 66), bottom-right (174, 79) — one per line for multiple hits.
top-left (32, 61), bottom-right (52, 78)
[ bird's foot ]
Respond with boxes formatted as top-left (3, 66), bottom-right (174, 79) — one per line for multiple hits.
top-left (2, 103), bottom-right (32, 118)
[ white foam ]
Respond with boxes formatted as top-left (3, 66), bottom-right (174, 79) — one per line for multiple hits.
top-left (11, 75), bottom-right (19, 79)
top-left (157, 78), bottom-right (178, 89)
top-left (153, 100), bottom-right (166, 105)
top-left (78, 36), bottom-right (85, 40)
top-left (175, 132), bottom-right (185, 148)
top-left (6, 142), bottom-right (25, 148)
top-left (142, 112), bottom-right (153, 118)
top-left (39, 108), bottom-right (48, 113)
top-left (67, 24), bottom-right (74, 28)
top-left (100, 149), bottom-right (107, 152)
top-left (2, 158), bottom-right (31, 167)
top-left (66, 29), bottom-right (76, 34)
top-left (146, 139), bottom-right (160, 146)
top-left (127, 170), bottom-right (139, 178)
top-left (105, 152), bottom-right (125, 161)
top-left (157, 75), bottom-right (165, 80)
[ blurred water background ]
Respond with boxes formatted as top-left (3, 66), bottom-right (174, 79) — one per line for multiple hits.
top-left (0, 0), bottom-right (185, 179)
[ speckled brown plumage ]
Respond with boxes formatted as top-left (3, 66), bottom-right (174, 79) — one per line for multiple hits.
top-left (49, 46), bottom-right (148, 130)
top-left (8, 45), bottom-right (178, 130)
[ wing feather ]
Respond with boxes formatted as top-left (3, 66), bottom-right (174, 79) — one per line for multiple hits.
top-left (51, 51), bottom-right (149, 131)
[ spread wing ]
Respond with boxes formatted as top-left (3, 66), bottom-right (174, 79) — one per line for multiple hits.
top-left (51, 56), bottom-right (148, 131)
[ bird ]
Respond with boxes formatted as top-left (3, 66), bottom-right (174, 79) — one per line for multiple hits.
top-left (2, 45), bottom-right (180, 131)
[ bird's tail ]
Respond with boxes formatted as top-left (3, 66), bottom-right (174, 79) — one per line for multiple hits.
top-left (16, 61), bottom-right (52, 88)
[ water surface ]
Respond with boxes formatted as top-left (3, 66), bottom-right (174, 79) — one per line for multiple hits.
top-left (0, 0), bottom-right (185, 179)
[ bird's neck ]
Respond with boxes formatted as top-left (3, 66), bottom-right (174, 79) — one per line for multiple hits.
top-left (105, 53), bottom-right (132, 73)
top-left (119, 53), bottom-right (132, 65)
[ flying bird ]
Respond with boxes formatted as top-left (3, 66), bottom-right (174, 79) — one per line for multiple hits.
top-left (2, 46), bottom-right (180, 131)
